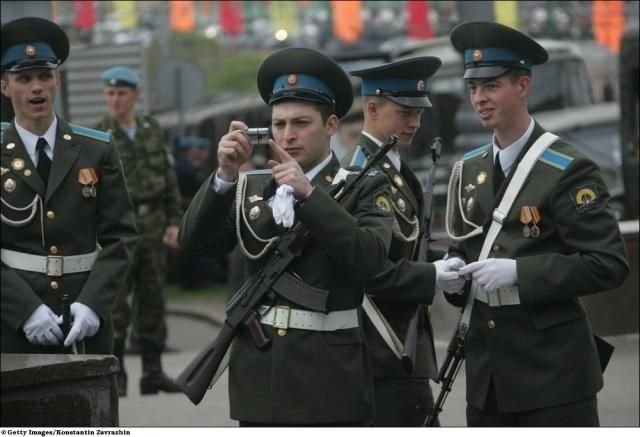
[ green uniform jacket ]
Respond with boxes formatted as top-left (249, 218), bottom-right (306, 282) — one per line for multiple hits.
top-left (342, 134), bottom-right (438, 380)
top-left (95, 114), bottom-right (182, 232)
top-left (446, 122), bottom-right (629, 413)
top-left (1, 119), bottom-right (138, 353)
top-left (179, 155), bottom-right (394, 424)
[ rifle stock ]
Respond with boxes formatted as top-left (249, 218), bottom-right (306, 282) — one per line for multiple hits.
top-left (175, 135), bottom-right (399, 405)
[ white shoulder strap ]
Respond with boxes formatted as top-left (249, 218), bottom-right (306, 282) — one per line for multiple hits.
top-left (459, 132), bottom-right (559, 333)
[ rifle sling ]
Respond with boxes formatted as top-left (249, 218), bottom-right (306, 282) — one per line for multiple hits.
top-left (270, 271), bottom-right (329, 313)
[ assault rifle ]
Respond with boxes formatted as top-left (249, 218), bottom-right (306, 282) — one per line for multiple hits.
top-left (401, 137), bottom-right (442, 375)
top-left (175, 135), bottom-right (398, 405)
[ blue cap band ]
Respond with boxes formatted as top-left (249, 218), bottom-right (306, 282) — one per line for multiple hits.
top-left (271, 73), bottom-right (336, 106)
top-left (464, 47), bottom-right (532, 70)
top-left (361, 77), bottom-right (429, 97)
top-left (1, 42), bottom-right (58, 71)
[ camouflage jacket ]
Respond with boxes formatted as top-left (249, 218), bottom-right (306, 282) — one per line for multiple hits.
top-left (95, 114), bottom-right (181, 227)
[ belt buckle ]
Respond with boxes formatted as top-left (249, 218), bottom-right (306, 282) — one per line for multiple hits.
top-left (273, 305), bottom-right (290, 336)
top-left (46, 255), bottom-right (63, 276)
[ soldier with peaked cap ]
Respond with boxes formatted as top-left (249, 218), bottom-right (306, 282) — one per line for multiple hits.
top-left (96, 66), bottom-right (182, 397)
top-left (441, 21), bottom-right (628, 426)
top-left (342, 56), bottom-right (463, 426)
top-left (0, 17), bottom-right (138, 355)
top-left (179, 47), bottom-right (394, 426)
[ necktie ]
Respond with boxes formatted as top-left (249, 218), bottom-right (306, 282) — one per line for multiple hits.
top-left (36, 137), bottom-right (51, 185)
top-left (493, 151), bottom-right (505, 194)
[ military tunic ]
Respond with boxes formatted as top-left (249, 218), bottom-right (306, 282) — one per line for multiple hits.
top-left (1, 119), bottom-right (138, 353)
top-left (446, 123), bottom-right (629, 413)
top-left (342, 134), bottom-right (438, 425)
top-left (179, 155), bottom-right (394, 424)
top-left (95, 114), bottom-right (182, 347)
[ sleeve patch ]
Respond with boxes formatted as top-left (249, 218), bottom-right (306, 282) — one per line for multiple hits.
top-left (570, 182), bottom-right (602, 213)
top-left (374, 193), bottom-right (392, 214)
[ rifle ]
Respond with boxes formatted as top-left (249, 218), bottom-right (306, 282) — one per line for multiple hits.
top-left (175, 134), bottom-right (398, 405)
top-left (424, 320), bottom-right (466, 426)
top-left (401, 137), bottom-right (442, 375)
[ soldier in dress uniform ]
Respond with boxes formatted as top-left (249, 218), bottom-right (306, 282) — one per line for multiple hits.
top-left (0, 17), bottom-right (138, 354)
top-left (342, 57), bottom-right (463, 426)
top-left (442, 21), bottom-right (629, 426)
top-left (96, 66), bottom-right (182, 396)
top-left (178, 47), bottom-right (394, 426)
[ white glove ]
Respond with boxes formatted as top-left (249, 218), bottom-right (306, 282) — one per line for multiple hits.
top-left (64, 302), bottom-right (100, 348)
top-left (23, 304), bottom-right (64, 346)
top-left (458, 258), bottom-right (518, 292)
top-left (271, 184), bottom-right (295, 228)
top-left (434, 257), bottom-right (467, 295)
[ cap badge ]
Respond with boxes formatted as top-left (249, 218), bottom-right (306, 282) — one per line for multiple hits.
top-left (417, 80), bottom-right (425, 92)
top-left (109, 79), bottom-right (117, 85)
top-left (472, 49), bottom-right (483, 62)
top-left (287, 74), bottom-right (297, 86)
top-left (25, 45), bottom-right (37, 58)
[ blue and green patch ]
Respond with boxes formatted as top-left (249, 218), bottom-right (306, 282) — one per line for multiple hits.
top-left (69, 124), bottom-right (111, 143)
top-left (462, 144), bottom-right (491, 161)
top-left (539, 148), bottom-right (574, 170)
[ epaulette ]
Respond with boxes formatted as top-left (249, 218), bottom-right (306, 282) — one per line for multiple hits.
top-left (349, 145), bottom-right (369, 169)
top-left (69, 124), bottom-right (111, 143)
top-left (1, 122), bottom-right (9, 143)
top-left (538, 147), bottom-right (575, 171)
top-left (462, 144), bottom-right (491, 161)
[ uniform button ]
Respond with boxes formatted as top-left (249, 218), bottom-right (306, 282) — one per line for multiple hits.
top-left (488, 320), bottom-right (496, 329)
top-left (50, 281), bottom-right (59, 290)
top-left (46, 210), bottom-right (55, 219)
top-left (50, 245), bottom-right (58, 254)
top-left (492, 243), bottom-right (500, 251)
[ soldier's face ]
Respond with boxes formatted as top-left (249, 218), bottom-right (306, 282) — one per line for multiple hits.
top-left (367, 98), bottom-right (422, 148)
top-left (1, 69), bottom-right (59, 126)
top-left (271, 101), bottom-right (338, 172)
top-left (467, 74), bottom-right (530, 132)
top-left (103, 85), bottom-right (139, 119)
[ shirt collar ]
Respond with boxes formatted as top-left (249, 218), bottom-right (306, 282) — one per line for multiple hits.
top-left (14, 115), bottom-right (58, 161)
top-left (492, 117), bottom-right (534, 176)
top-left (305, 151), bottom-right (333, 182)
top-left (362, 130), bottom-right (401, 171)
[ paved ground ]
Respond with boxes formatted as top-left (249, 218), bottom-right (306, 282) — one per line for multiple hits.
top-left (117, 293), bottom-right (639, 427)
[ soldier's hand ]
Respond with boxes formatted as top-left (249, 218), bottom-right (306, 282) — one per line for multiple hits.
top-left (64, 302), bottom-right (100, 347)
top-left (458, 258), bottom-right (517, 291)
top-left (23, 304), bottom-right (64, 346)
top-left (267, 139), bottom-right (314, 200)
top-left (216, 120), bottom-right (253, 182)
top-left (434, 258), bottom-right (466, 295)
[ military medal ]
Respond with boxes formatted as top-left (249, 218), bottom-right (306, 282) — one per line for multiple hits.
top-left (249, 205), bottom-right (261, 220)
top-left (520, 206), bottom-right (533, 238)
top-left (466, 197), bottom-right (474, 215)
top-left (530, 206), bottom-right (541, 238)
top-left (464, 183), bottom-right (475, 193)
top-left (78, 168), bottom-right (99, 198)
top-left (477, 171), bottom-right (487, 185)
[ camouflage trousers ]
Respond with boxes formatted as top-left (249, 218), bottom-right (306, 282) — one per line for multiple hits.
top-left (112, 228), bottom-right (168, 348)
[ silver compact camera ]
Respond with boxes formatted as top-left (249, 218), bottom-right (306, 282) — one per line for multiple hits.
top-left (245, 127), bottom-right (270, 145)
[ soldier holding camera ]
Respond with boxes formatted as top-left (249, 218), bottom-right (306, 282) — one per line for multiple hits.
top-left (178, 47), bottom-right (394, 426)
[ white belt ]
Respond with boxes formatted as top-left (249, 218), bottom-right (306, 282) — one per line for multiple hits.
top-left (259, 305), bottom-right (358, 332)
top-left (1, 248), bottom-right (99, 277)
top-left (475, 286), bottom-right (521, 307)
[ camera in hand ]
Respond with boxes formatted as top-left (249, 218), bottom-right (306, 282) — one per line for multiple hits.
top-left (246, 127), bottom-right (270, 146)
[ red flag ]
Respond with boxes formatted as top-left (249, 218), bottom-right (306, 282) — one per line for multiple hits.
top-left (407, 0), bottom-right (433, 39)
top-left (219, 1), bottom-right (245, 36)
top-left (73, 0), bottom-right (96, 31)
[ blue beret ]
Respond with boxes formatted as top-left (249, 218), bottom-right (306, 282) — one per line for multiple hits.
top-left (350, 57), bottom-right (442, 108)
top-left (177, 136), bottom-right (209, 149)
top-left (1, 17), bottom-right (69, 73)
top-left (450, 21), bottom-right (548, 79)
top-left (101, 66), bottom-right (140, 88)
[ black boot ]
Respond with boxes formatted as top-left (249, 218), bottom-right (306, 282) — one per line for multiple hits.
top-left (113, 338), bottom-right (128, 397)
top-left (140, 341), bottom-right (181, 395)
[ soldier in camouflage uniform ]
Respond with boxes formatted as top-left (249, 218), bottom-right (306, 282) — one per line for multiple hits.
top-left (96, 67), bottom-right (182, 396)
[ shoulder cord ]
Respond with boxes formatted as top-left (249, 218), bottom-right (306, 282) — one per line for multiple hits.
top-left (445, 160), bottom-right (484, 242)
top-left (1, 194), bottom-right (44, 247)
top-left (234, 173), bottom-right (279, 260)
top-left (391, 207), bottom-right (420, 242)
